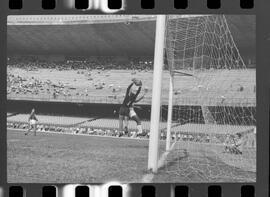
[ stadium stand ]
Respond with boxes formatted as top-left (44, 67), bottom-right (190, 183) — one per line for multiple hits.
top-left (7, 56), bottom-right (255, 105)
top-left (7, 56), bottom-right (153, 102)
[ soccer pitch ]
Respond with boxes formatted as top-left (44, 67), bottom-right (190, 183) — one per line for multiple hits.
top-left (7, 129), bottom-right (255, 183)
top-left (7, 129), bottom-right (158, 183)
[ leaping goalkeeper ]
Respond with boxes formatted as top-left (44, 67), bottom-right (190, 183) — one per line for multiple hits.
top-left (119, 78), bottom-right (146, 137)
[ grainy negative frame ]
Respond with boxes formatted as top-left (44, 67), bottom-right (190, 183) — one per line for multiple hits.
top-left (0, 0), bottom-right (269, 196)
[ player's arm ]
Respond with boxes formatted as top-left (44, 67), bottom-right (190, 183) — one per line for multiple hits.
top-left (135, 86), bottom-right (141, 97)
top-left (125, 83), bottom-right (134, 97)
top-left (135, 95), bottom-right (144, 103)
top-left (135, 91), bottom-right (146, 103)
top-left (133, 79), bottom-right (142, 99)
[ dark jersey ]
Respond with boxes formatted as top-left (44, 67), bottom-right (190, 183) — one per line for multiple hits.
top-left (29, 112), bottom-right (37, 121)
top-left (122, 83), bottom-right (141, 107)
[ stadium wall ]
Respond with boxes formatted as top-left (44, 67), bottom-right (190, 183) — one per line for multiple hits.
top-left (7, 100), bottom-right (152, 120)
top-left (36, 55), bottom-right (66, 62)
top-left (7, 100), bottom-right (256, 125)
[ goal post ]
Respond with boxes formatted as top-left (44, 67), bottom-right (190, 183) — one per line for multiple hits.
top-left (147, 15), bottom-right (166, 173)
top-left (148, 15), bottom-right (205, 173)
top-left (165, 72), bottom-right (174, 151)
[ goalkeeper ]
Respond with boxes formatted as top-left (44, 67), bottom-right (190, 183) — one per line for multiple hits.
top-left (118, 78), bottom-right (145, 137)
top-left (129, 79), bottom-right (147, 138)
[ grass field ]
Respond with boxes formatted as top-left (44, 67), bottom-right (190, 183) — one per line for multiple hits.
top-left (7, 129), bottom-right (160, 183)
top-left (7, 129), bottom-right (255, 183)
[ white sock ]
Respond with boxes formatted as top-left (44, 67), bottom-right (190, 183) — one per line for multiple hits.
top-left (137, 125), bottom-right (143, 133)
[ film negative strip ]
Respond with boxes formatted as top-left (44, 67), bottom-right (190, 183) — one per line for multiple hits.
top-left (0, 0), bottom-right (269, 197)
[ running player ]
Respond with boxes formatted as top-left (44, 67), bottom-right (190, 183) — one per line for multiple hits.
top-left (25, 108), bottom-right (38, 136)
top-left (119, 78), bottom-right (144, 137)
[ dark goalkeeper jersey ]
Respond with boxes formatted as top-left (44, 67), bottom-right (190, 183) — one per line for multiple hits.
top-left (122, 83), bottom-right (141, 107)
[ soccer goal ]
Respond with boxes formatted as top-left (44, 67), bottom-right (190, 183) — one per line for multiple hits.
top-left (148, 15), bottom-right (256, 181)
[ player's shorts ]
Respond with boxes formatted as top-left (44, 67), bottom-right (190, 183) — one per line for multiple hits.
top-left (129, 108), bottom-right (137, 118)
top-left (119, 105), bottom-right (129, 117)
top-left (29, 119), bottom-right (37, 125)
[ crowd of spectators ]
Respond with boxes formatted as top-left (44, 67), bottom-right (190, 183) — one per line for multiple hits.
top-left (7, 56), bottom-right (153, 100)
top-left (7, 121), bottom-right (228, 143)
top-left (7, 56), bottom-right (154, 71)
top-left (7, 73), bottom-right (69, 97)
top-left (7, 121), bottom-right (149, 138)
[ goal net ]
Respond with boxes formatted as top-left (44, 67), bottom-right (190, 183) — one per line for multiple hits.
top-left (152, 15), bottom-right (256, 182)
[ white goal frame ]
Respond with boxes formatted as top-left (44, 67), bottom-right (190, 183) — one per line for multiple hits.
top-left (148, 15), bottom-right (194, 173)
top-left (148, 14), bottom-right (218, 173)
top-left (147, 15), bottom-right (166, 173)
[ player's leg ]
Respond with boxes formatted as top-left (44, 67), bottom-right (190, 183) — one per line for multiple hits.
top-left (236, 144), bottom-right (243, 154)
top-left (225, 144), bottom-right (234, 154)
top-left (230, 144), bottom-right (241, 154)
top-left (33, 123), bottom-right (37, 136)
top-left (134, 115), bottom-right (143, 134)
top-left (119, 115), bottom-right (124, 134)
top-left (229, 147), bottom-right (235, 154)
top-left (224, 146), bottom-right (230, 153)
top-left (124, 116), bottom-right (129, 135)
top-left (25, 121), bottom-right (32, 135)
top-left (233, 147), bottom-right (241, 154)
top-left (118, 106), bottom-right (125, 132)
top-left (130, 114), bottom-right (145, 138)
top-left (129, 108), bottom-right (138, 137)
top-left (119, 105), bottom-right (130, 137)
